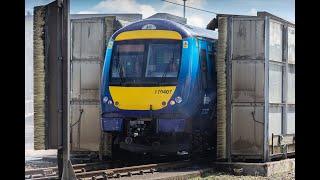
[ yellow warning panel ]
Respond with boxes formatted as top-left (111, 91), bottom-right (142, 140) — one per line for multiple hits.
top-left (115, 30), bottom-right (182, 41)
top-left (109, 86), bottom-right (176, 110)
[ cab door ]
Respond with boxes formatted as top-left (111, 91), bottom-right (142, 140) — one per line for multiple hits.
top-left (191, 39), bottom-right (215, 154)
top-left (198, 40), bottom-right (216, 130)
top-left (198, 40), bottom-right (211, 111)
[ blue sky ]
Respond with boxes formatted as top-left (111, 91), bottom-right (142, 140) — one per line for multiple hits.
top-left (25, 0), bottom-right (295, 27)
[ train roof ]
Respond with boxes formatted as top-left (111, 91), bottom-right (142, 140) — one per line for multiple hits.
top-left (111, 19), bottom-right (218, 40)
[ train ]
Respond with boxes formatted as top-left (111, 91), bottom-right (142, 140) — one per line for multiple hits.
top-left (100, 19), bottom-right (218, 159)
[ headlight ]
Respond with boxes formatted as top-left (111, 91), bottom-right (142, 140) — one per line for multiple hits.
top-left (107, 100), bottom-right (113, 105)
top-left (103, 96), bottom-right (108, 103)
top-left (175, 96), bottom-right (182, 103)
top-left (170, 100), bottom-right (175, 105)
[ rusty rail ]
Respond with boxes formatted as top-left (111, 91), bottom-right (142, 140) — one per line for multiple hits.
top-left (25, 161), bottom-right (111, 179)
top-left (26, 159), bottom-right (203, 180)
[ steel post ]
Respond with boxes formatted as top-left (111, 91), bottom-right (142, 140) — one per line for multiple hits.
top-left (56, 0), bottom-right (76, 179)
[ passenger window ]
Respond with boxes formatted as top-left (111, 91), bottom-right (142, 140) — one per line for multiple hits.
top-left (200, 49), bottom-right (208, 89)
top-left (201, 50), bottom-right (207, 71)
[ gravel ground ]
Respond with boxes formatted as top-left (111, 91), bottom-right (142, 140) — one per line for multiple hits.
top-left (25, 160), bottom-right (295, 180)
top-left (25, 159), bottom-right (57, 170)
top-left (25, 150), bottom-right (57, 170)
top-left (25, 115), bottom-right (34, 150)
top-left (190, 171), bottom-right (295, 180)
top-left (25, 150), bottom-right (295, 180)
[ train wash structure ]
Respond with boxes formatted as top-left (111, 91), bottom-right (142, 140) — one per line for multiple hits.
top-left (33, 5), bottom-right (142, 155)
top-left (208, 12), bottom-right (295, 162)
top-left (33, 0), bottom-right (294, 166)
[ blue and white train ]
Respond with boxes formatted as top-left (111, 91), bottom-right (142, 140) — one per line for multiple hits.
top-left (100, 19), bottom-right (218, 158)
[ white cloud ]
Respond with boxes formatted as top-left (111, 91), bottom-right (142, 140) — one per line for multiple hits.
top-left (249, 8), bottom-right (257, 16)
top-left (138, 4), bottom-right (157, 18)
top-left (89, 0), bottom-right (156, 18)
top-left (188, 15), bottom-right (206, 28)
top-left (76, 0), bottom-right (212, 28)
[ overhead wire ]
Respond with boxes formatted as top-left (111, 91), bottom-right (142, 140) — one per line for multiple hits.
top-left (160, 0), bottom-right (218, 15)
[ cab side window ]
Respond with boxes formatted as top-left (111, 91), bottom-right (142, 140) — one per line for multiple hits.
top-left (200, 49), bottom-right (208, 89)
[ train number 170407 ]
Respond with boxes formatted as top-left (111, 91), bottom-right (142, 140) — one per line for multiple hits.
top-left (154, 89), bottom-right (172, 94)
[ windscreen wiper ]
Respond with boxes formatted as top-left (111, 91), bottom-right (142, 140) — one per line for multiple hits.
top-left (117, 51), bottom-right (125, 85)
top-left (159, 49), bottom-right (175, 85)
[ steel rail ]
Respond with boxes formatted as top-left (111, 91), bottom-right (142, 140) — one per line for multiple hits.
top-left (25, 161), bottom-right (111, 179)
top-left (27, 159), bottom-right (204, 180)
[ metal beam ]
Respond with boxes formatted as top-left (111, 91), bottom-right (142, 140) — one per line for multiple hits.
top-left (263, 16), bottom-right (270, 162)
top-left (56, 0), bottom-right (76, 179)
top-left (282, 24), bottom-right (288, 135)
top-left (226, 16), bottom-right (233, 162)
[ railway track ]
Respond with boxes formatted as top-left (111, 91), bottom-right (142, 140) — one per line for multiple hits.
top-left (25, 161), bottom-right (111, 179)
top-left (25, 159), bottom-right (206, 180)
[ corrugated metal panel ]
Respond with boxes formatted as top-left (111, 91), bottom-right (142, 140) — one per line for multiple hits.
top-left (269, 20), bottom-right (283, 62)
top-left (229, 17), bottom-right (266, 159)
top-left (70, 105), bottom-right (81, 149)
top-left (268, 105), bottom-right (282, 137)
top-left (232, 60), bottom-right (264, 103)
top-left (70, 105), bottom-right (101, 151)
top-left (269, 63), bottom-right (283, 103)
top-left (80, 21), bottom-right (105, 60)
top-left (71, 20), bottom-right (105, 60)
top-left (288, 27), bottom-right (295, 64)
top-left (71, 62), bottom-right (81, 99)
top-left (80, 63), bottom-right (101, 92)
top-left (70, 17), bottom-right (117, 152)
top-left (71, 22), bottom-right (82, 60)
top-left (287, 105), bottom-right (295, 134)
top-left (80, 105), bottom-right (101, 150)
top-left (232, 19), bottom-right (265, 60)
top-left (71, 62), bottom-right (101, 101)
top-left (287, 64), bottom-right (295, 104)
top-left (231, 105), bottom-right (264, 155)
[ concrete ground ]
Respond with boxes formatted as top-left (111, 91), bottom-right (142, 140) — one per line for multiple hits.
top-left (25, 114), bottom-right (57, 169)
top-left (25, 149), bottom-right (57, 170)
top-left (190, 171), bottom-right (295, 180)
top-left (114, 167), bottom-right (294, 180)
top-left (25, 115), bottom-right (34, 150)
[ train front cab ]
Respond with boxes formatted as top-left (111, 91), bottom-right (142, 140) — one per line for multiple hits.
top-left (100, 19), bottom-right (217, 158)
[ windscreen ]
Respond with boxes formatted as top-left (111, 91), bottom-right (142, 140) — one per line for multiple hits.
top-left (110, 39), bottom-right (181, 86)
